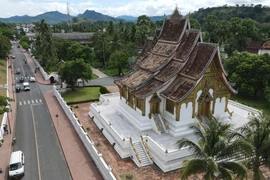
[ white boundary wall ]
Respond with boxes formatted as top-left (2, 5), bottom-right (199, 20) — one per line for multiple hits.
top-left (32, 56), bottom-right (51, 80)
top-left (0, 59), bottom-right (10, 141)
top-left (53, 86), bottom-right (117, 180)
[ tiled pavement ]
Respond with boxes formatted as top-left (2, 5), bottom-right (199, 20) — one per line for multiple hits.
top-left (0, 52), bottom-right (104, 180)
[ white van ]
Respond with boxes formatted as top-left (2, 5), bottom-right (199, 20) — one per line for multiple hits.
top-left (9, 150), bottom-right (25, 179)
top-left (23, 82), bottom-right (30, 91)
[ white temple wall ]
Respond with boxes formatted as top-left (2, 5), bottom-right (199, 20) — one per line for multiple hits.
top-left (179, 102), bottom-right (193, 122)
top-left (214, 97), bottom-right (226, 117)
top-left (258, 49), bottom-right (270, 55)
top-left (158, 92), bottom-right (164, 115)
top-left (135, 107), bottom-right (143, 115)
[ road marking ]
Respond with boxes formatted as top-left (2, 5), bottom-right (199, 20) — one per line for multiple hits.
top-left (19, 99), bottom-right (43, 106)
top-left (30, 105), bottom-right (42, 180)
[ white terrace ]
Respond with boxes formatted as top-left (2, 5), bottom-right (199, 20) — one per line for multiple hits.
top-left (89, 93), bottom-right (259, 172)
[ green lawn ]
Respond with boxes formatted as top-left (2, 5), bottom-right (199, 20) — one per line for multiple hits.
top-left (230, 95), bottom-right (270, 114)
top-left (100, 68), bottom-right (129, 76)
top-left (92, 74), bottom-right (99, 79)
top-left (0, 59), bottom-right (7, 126)
top-left (62, 87), bottom-right (101, 104)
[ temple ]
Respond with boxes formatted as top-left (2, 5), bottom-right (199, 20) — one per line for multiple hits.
top-left (89, 8), bottom-right (251, 172)
top-left (115, 8), bottom-right (236, 134)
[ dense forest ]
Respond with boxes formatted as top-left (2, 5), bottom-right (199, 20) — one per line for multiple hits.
top-left (190, 4), bottom-right (270, 24)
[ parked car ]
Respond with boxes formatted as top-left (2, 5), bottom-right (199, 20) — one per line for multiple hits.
top-left (9, 150), bottom-right (25, 179)
top-left (11, 55), bottom-right (16, 59)
top-left (15, 84), bottom-right (21, 92)
top-left (19, 76), bottom-right (24, 83)
top-left (29, 76), bottom-right (36, 82)
top-left (23, 82), bottom-right (30, 91)
top-left (16, 68), bottom-right (21, 74)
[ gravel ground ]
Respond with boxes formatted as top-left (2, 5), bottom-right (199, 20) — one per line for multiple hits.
top-left (72, 102), bottom-right (182, 180)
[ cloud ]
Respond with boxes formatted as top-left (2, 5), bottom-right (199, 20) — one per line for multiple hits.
top-left (0, 0), bottom-right (269, 18)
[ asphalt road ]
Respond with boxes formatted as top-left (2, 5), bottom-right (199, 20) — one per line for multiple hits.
top-left (11, 45), bottom-right (71, 180)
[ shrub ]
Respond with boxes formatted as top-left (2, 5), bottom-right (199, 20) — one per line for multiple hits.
top-left (99, 86), bottom-right (107, 94)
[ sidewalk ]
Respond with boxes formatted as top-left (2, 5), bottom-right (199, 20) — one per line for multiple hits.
top-left (91, 67), bottom-right (108, 78)
top-left (0, 58), bottom-right (17, 180)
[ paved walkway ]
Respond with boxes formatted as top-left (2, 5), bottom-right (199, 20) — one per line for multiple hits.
top-left (91, 67), bottom-right (108, 78)
top-left (0, 57), bottom-right (17, 180)
top-left (0, 52), bottom-right (104, 179)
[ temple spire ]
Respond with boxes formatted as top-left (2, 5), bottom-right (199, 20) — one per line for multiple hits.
top-left (170, 6), bottom-right (181, 21)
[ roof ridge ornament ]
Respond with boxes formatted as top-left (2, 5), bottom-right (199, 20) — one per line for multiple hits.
top-left (170, 6), bottom-right (181, 21)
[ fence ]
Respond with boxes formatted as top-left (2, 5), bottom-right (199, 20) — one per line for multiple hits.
top-left (53, 86), bottom-right (117, 180)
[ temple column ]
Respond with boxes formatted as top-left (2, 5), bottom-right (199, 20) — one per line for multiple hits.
top-left (176, 103), bottom-right (180, 121)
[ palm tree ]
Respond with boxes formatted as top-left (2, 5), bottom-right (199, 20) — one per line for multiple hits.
top-left (108, 32), bottom-right (122, 52)
top-left (176, 117), bottom-right (248, 180)
top-left (34, 19), bottom-right (56, 67)
top-left (235, 115), bottom-right (270, 180)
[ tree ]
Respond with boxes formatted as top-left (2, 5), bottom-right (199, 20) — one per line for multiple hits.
top-left (190, 18), bottom-right (201, 29)
top-left (176, 117), bottom-right (248, 180)
top-left (108, 51), bottom-right (129, 76)
top-left (108, 32), bottom-right (122, 52)
top-left (225, 18), bottom-right (258, 56)
top-left (106, 21), bottom-right (114, 36)
top-left (225, 51), bottom-right (270, 97)
top-left (0, 32), bottom-right (10, 58)
top-left (137, 15), bottom-right (152, 26)
top-left (58, 59), bottom-right (92, 91)
top-left (90, 31), bottom-right (110, 68)
top-left (33, 19), bottom-right (56, 68)
top-left (235, 115), bottom-right (270, 180)
top-left (204, 15), bottom-right (220, 43)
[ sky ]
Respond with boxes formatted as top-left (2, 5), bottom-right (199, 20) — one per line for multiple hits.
top-left (0, 0), bottom-right (269, 18)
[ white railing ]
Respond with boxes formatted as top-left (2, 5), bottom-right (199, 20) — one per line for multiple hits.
top-left (229, 100), bottom-right (259, 114)
top-left (53, 86), bottom-right (117, 180)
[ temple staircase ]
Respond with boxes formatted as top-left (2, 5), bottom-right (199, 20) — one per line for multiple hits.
top-left (132, 141), bottom-right (152, 167)
top-left (153, 113), bottom-right (168, 133)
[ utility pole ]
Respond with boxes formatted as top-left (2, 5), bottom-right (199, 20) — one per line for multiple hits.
top-left (67, 2), bottom-right (71, 31)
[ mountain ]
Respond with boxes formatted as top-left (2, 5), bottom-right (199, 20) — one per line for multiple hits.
top-left (117, 15), bottom-right (165, 22)
top-left (78, 10), bottom-right (120, 22)
top-left (0, 9), bottom-right (166, 24)
top-left (0, 11), bottom-right (70, 24)
top-left (117, 15), bottom-right (137, 22)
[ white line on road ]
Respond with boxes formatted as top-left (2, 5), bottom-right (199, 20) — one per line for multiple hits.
top-left (23, 101), bottom-right (26, 105)
top-left (30, 105), bottom-right (42, 180)
top-left (39, 99), bottom-right (42, 103)
top-left (36, 99), bottom-right (38, 103)
top-left (28, 100), bottom-right (30, 104)
top-left (19, 101), bottom-right (22, 106)
top-left (32, 100), bottom-right (34, 103)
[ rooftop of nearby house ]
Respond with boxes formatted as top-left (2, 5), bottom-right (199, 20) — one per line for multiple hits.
top-left (247, 39), bottom-right (270, 53)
